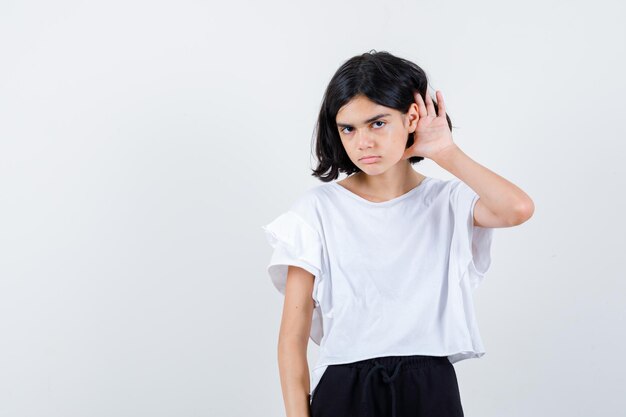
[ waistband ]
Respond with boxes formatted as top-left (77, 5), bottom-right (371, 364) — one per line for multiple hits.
top-left (336, 354), bottom-right (449, 371)
top-left (345, 355), bottom-right (450, 417)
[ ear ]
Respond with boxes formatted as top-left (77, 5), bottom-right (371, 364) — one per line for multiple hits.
top-left (406, 103), bottom-right (419, 133)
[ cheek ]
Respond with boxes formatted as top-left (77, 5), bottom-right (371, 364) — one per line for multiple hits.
top-left (380, 127), bottom-right (406, 146)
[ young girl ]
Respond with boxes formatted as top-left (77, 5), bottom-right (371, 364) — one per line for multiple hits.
top-left (262, 50), bottom-right (534, 417)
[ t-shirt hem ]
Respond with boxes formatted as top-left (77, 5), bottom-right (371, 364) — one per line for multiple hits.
top-left (312, 349), bottom-right (485, 371)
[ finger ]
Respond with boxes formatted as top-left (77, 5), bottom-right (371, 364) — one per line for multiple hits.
top-left (425, 91), bottom-right (436, 117)
top-left (414, 91), bottom-right (428, 119)
top-left (436, 91), bottom-right (446, 117)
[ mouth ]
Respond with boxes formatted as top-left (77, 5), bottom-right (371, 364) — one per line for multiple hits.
top-left (359, 156), bottom-right (381, 163)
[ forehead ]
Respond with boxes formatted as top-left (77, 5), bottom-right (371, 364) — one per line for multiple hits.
top-left (336, 95), bottom-right (395, 121)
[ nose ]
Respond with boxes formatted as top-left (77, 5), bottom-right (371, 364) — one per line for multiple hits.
top-left (356, 129), bottom-right (375, 149)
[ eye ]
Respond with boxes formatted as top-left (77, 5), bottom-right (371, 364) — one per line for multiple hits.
top-left (340, 121), bottom-right (385, 135)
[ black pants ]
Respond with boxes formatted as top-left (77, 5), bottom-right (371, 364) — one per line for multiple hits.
top-left (310, 354), bottom-right (464, 417)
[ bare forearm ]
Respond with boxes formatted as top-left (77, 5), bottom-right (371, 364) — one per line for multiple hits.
top-left (278, 337), bottom-right (311, 417)
top-left (432, 144), bottom-right (534, 223)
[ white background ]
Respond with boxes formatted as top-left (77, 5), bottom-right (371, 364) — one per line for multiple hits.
top-left (1, 0), bottom-right (625, 416)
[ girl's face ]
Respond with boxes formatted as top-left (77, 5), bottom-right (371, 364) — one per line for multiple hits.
top-left (336, 95), bottom-right (418, 175)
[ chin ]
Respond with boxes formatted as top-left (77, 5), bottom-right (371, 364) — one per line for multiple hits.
top-left (358, 165), bottom-right (386, 175)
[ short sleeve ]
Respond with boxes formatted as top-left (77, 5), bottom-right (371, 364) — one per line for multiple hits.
top-left (449, 179), bottom-right (494, 290)
top-left (261, 210), bottom-right (325, 344)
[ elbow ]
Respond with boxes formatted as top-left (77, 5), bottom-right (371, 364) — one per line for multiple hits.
top-left (511, 198), bottom-right (535, 226)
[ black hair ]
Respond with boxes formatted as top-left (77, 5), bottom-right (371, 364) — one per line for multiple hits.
top-left (311, 50), bottom-right (453, 182)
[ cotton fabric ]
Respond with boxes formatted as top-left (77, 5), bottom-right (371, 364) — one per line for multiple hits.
top-left (261, 176), bottom-right (494, 402)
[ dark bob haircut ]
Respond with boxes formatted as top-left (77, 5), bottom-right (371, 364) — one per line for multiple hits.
top-left (311, 50), bottom-right (453, 182)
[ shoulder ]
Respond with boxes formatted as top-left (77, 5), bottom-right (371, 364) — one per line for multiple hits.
top-left (413, 176), bottom-right (454, 200)
top-left (413, 177), bottom-right (476, 211)
top-left (289, 182), bottom-right (335, 213)
top-left (446, 178), bottom-right (478, 201)
top-left (431, 176), bottom-right (464, 190)
top-left (285, 182), bottom-right (334, 231)
top-left (426, 177), bottom-right (474, 198)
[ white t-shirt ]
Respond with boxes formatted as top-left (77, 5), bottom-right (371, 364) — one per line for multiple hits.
top-left (261, 176), bottom-right (494, 402)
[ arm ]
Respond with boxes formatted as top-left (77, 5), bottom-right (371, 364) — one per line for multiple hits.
top-left (404, 90), bottom-right (534, 228)
top-left (432, 144), bottom-right (535, 228)
top-left (277, 265), bottom-right (316, 417)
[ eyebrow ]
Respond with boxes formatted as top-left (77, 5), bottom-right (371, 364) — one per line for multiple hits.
top-left (336, 113), bottom-right (391, 128)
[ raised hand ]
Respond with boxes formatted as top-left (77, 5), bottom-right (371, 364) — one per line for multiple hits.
top-left (402, 90), bottom-right (457, 161)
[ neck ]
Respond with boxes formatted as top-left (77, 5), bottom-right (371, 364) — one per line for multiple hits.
top-left (352, 161), bottom-right (423, 199)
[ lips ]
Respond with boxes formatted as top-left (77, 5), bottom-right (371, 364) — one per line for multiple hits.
top-left (360, 156), bottom-right (381, 163)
